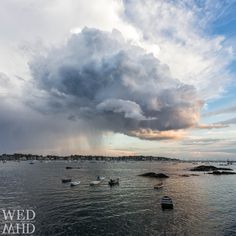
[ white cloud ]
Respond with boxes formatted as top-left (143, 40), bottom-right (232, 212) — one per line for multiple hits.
top-left (121, 0), bottom-right (235, 99)
top-left (0, 0), bottom-right (139, 77)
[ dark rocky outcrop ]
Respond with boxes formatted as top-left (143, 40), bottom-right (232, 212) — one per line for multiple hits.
top-left (208, 170), bottom-right (236, 175)
top-left (139, 172), bottom-right (169, 178)
top-left (190, 165), bottom-right (233, 172)
top-left (180, 174), bottom-right (190, 177)
top-left (179, 174), bottom-right (199, 177)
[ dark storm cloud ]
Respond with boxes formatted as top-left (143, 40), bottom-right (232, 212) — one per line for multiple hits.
top-left (29, 27), bottom-right (203, 140)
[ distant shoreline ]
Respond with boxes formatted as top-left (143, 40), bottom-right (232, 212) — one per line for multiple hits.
top-left (1, 154), bottom-right (234, 163)
top-left (0, 153), bottom-right (179, 162)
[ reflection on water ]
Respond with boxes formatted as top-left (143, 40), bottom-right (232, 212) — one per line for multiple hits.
top-left (0, 161), bottom-right (236, 235)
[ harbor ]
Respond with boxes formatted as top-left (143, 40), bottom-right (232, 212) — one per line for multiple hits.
top-left (1, 160), bottom-right (236, 235)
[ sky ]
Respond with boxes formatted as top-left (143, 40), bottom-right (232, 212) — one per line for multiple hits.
top-left (0, 0), bottom-right (236, 160)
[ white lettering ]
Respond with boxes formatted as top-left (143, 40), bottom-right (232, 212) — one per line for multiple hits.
top-left (16, 223), bottom-right (26, 234)
top-left (27, 223), bottom-right (35, 234)
top-left (2, 224), bottom-right (15, 234)
top-left (1, 209), bottom-right (36, 234)
top-left (16, 210), bottom-right (25, 221)
top-left (26, 210), bottom-right (35, 221)
top-left (2, 210), bottom-right (15, 221)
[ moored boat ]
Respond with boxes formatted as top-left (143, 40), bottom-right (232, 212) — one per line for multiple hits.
top-left (70, 181), bottom-right (81, 187)
top-left (90, 176), bottom-right (105, 186)
top-left (97, 176), bottom-right (105, 181)
top-left (61, 178), bottom-right (72, 183)
top-left (90, 180), bottom-right (101, 186)
top-left (66, 166), bottom-right (73, 169)
top-left (66, 166), bottom-right (80, 169)
top-left (108, 178), bottom-right (119, 186)
top-left (161, 196), bottom-right (173, 210)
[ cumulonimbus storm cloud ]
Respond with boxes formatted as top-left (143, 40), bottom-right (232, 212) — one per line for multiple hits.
top-left (30, 27), bottom-right (203, 140)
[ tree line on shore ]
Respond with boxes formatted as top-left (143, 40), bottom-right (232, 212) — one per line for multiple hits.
top-left (0, 153), bottom-right (179, 162)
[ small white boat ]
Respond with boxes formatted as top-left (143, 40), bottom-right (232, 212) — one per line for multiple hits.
top-left (90, 180), bottom-right (101, 186)
top-left (96, 176), bottom-right (105, 181)
top-left (70, 181), bottom-right (81, 187)
top-left (161, 196), bottom-right (173, 210)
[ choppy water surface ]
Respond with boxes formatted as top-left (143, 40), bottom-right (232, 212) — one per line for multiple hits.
top-left (0, 161), bottom-right (236, 236)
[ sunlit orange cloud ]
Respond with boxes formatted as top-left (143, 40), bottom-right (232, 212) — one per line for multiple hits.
top-left (197, 123), bottom-right (228, 129)
top-left (129, 129), bottom-right (186, 140)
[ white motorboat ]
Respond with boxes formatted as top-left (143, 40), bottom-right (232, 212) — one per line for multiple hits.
top-left (70, 181), bottom-right (81, 187)
top-left (90, 180), bottom-right (101, 186)
top-left (90, 176), bottom-right (105, 186)
top-left (96, 176), bottom-right (105, 181)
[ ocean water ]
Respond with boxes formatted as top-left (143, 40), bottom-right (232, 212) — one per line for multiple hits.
top-left (0, 160), bottom-right (236, 236)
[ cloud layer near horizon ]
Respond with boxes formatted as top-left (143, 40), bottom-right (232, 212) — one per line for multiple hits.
top-left (29, 28), bottom-right (203, 140)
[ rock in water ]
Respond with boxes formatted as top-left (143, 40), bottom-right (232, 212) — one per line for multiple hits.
top-left (66, 166), bottom-right (80, 169)
top-left (190, 165), bottom-right (233, 171)
top-left (139, 172), bottom-right (169, 178)
top-left (179, 174), bottom-right (200, 177)
top-left (208, 170), bottom-right (236, 175)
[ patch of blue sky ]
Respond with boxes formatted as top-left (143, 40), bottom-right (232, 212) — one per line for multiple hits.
top-left (200, 112), bottom-right (235, 124)
top-left (209, 1), bottom-right (236, 37)
top-left (200, 0), bottom-right (236, 113)
top-left (203, 62), bottom-right (236, 114)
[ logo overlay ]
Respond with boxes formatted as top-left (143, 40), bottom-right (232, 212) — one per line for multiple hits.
top-left (0, 209), bottom-right (36, 235)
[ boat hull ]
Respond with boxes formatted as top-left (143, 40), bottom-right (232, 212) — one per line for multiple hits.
top-left (108, 178), bottom-right (119, 186)
top-left (61, 179), bottom-right (72, 183)
top-left (70, 181), bottom-right (80, 186)
top-left (161, 203), bottom-right (173, 210)
top-left (161, 196), bottom-right (173, 210)
top-left (90, 181), bottom-right (101, 186)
